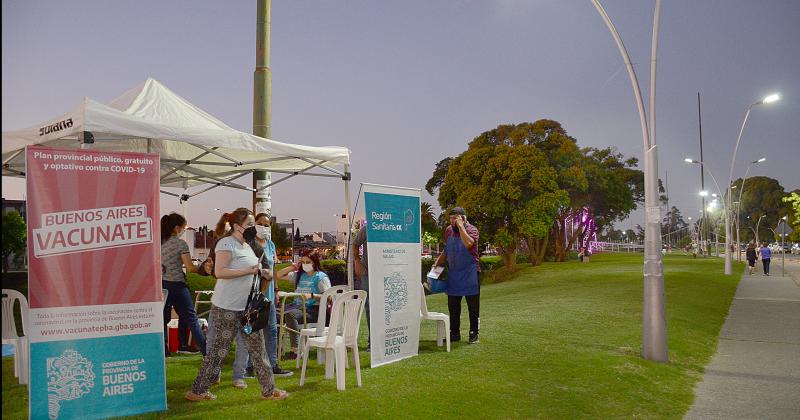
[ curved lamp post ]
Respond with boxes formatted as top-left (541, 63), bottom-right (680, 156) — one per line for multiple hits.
top-left (590, 0), bottom-right (667, 362)
top-left (685, 159), bottom-right (728, 265)
top-left (724, 94), bottom-right (780, 274)
top-left (754, 214), bottom-right (767, 244)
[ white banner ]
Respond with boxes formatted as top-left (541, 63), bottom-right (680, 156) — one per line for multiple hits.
top-left (363, 184), bottom-right (421, 368)
top-left (28, 302), bottom-right (163, 343)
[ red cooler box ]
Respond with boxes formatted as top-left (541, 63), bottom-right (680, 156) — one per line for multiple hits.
top-left (167, 318), bottom-right (208, 352)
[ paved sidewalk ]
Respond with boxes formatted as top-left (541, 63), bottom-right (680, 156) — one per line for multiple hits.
top-left (685, 265), bottom-right (800, 420)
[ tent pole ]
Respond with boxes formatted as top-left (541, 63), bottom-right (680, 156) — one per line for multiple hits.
top-left (252, 0), bottom-right (272, 217)
top-left (344, 164), bottom-right (353, 289)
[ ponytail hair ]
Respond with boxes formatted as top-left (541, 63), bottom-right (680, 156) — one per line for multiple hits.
top-left (160, 213), bottom-right (187, 243)
top-left (214, 212), bottom-right (231, 237)
top-left (220, 207), bottom-right (253, 238)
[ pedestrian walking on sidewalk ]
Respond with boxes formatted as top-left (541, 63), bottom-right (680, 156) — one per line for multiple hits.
top-left (745, 242), bottom-right (758, 275)
top-left (759, 242), bottom-right (771, 276)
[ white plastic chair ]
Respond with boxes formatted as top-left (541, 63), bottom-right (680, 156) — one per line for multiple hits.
top-left (296, 285), bottom-right (350, 368)
top-left (420, 282), bottom-right (450, 352)
top-left (300, 290), bottom-right (366, 391)
top-left (2, 289), bottom-right (30, 385)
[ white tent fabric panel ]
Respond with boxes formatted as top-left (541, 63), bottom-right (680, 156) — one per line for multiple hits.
top-left (2, 78), bottom-right (350, 188)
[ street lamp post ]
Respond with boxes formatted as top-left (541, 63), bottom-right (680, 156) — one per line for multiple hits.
top-left (734, 157), bottom-right (766, 260)
top-left (780, 215), bottom-right (788, 276)
top-left (754, 214), bottom-right (766, 244)
top-left (686, 159), bottom-right (729, 270)
top-left (725, 94), bottom-right (780, 275)
top-left (290, 218), bottom-right (299, 262)
top-left (591, 0), bottom-right (667, 362)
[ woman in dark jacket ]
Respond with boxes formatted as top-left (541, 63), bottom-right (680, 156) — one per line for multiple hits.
top-left (745, 243), bottom-right (758, 275)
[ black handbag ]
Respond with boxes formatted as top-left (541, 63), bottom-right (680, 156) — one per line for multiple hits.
top-left (241, 254), bottom-right (271, 335)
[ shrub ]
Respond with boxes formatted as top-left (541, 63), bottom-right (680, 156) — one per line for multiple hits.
top-left (479, 256), bottom-right (503, 272)
top-left (186, 272), bottom-right (216, 295)
top-left (321, 259), bottom-right (347, 286)
top-left (481, 264), bottom-right (527, 285)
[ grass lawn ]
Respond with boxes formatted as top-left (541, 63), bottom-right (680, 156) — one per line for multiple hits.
top-left (2, 253), bottom-right (743, 419)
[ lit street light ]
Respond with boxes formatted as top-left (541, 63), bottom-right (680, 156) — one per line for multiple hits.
top-left (724, 93), bottom-right (781, 275)
top-left (685, 158), bottom-right (728, 266)
top-left (591, 0), bottom-right (667, 362)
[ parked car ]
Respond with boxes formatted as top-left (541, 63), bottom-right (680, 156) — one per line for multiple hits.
top-left (791, 243), bottom-right (800, 255)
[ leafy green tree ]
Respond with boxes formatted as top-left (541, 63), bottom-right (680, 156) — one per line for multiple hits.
top-left (425, 157), bottom-right (453, 196)
top-left (1, 211), bottom-right (26, 273)
top-left (782, 191), bottom-right (800, 242)
top-left (734, 176), bottom-right (790, 243)
top-left (437, 123), bottom-right (568, 268)
top-left (271, 222), bottom-right (292, 254)
top-left (420, 202), bottom-right (441, 249)
top-left (661, 206), bottom-right (688, 248)
top-left (551, 146), bottom-right (644, 261)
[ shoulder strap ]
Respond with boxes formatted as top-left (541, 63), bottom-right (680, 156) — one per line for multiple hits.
top-left (245, 253), bottom-right (266, 311)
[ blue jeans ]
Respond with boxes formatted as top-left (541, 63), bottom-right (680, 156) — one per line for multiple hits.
top-left (234, 302), bottom-right (279, 379)
top-left (358, 273), bottom-right (371, 333)
top-left (162, 281), bottom-right (206, 356)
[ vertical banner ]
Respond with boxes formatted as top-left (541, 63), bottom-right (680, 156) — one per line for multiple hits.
top-left (26, 146), bottom-right (166, 419)
top-left (363, 184), bottom-right (421, 368)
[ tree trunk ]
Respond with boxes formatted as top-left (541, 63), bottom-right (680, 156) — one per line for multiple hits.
top-left (552, 219), bottom-right (566, 262)
top-left (499, 242), bottom-right (517, 269)
top-left (536, 235), bottom-right (549, 264)
top-left (526, 236), bottom-right (549, 266)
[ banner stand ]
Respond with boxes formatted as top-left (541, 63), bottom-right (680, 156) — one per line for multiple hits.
top-left (361, 183), bottom-right (422, 368)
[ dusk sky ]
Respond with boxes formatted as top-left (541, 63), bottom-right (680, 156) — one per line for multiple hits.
top-left (3, 1), bottom-right (798, 235)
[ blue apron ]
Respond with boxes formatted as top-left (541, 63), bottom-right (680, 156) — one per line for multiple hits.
top-left (445, 231), bottom-right (479, 296)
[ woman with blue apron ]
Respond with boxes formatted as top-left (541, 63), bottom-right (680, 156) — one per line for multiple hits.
top-left (435, 207), bottom-right (481, 344)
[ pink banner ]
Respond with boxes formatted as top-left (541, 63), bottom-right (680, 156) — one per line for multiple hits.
top-left (26, 146), bottom-right (161, 308)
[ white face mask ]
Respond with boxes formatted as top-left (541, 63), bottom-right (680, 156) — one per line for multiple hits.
top-left (255, 225), bottom-right (271, 240)
top-left (302, 263), bottom-right (314, 273)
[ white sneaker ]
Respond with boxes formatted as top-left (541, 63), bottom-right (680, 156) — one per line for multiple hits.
top-left (232, 379), bottom-right (248, 389)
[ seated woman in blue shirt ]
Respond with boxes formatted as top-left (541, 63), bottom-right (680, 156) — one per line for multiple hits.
top-left (276, 249), bottom-right (330, 359)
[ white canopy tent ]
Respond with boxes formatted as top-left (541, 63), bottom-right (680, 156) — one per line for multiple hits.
top-left (1, 77), bottom-right (354, 285)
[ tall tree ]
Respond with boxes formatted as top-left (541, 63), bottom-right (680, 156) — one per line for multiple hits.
top-left (420, 201), bottom-right (441, 248)
top-left (734, 176), bottom-right (790, 243)
top-left (1, 211), bottom-right (26, 273)
top-left (271, 222), bottom-right (291, 254)
top-left (782, 191), bottom-right (800, 242)
top-left (551, 146), bottom-right (644, 261)
top-left (437, 123), bottom-right (568, 268)
top-left (425, 157), bottom-right (453, 196)
top-left (661, 206), bottom-right (688, 248)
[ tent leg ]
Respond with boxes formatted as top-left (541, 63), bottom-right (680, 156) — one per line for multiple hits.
top-left (344, 165), bottom-right (353, 290)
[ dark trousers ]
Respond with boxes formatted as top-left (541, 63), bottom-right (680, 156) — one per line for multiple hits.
top-left (763, 258), bottom-right (771, 274)
top-left (448, 293), bottom-right (480, 337)
top-left (163, 281), bottom-right (207, 355)
top-left (178, 318), bottom-right (190, 348)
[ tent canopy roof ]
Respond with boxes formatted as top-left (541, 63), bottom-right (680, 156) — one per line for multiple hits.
top-left (2, 78), bottom-right (351, 195)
